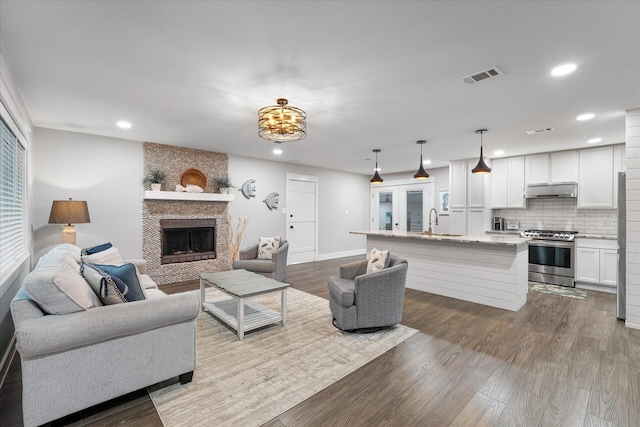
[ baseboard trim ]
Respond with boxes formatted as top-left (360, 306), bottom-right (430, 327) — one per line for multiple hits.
top-left (626, 321), bottom-right (640, 330)
top-left (0, 335), bottom-right (16, 392)
top-left (315, 248), bottom-right (366, 262)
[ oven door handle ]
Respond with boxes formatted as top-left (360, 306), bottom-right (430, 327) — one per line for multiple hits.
top-left (527, 240), bottom-right (575, 248)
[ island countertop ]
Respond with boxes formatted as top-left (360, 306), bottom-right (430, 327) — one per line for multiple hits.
top-left (350, 230), bottom-right (530, 247)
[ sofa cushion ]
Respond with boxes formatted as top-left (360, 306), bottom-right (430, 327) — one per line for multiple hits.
top-left (366, 248), bottom-right (390, 274)
top-left (23, 267), bottom-right (102, 315)
top-left (257, 236), bottom-right (281, 260)
top-left (145, 288), bottom-right (167, 300)
top-left (46, 243), bottom-right (82, 263)
top-left (81, 263), bottom-right (146, 305)
top-left (37, 253), bottom-right (81, 273)
top-left (82, 242), bottom-right (113, 255)
top-left (81, 246), bottom-right (124, 265)
top-left (139, 274), bottom-right (159, 290)
top-left (328, 276), bottom-right (356, 307)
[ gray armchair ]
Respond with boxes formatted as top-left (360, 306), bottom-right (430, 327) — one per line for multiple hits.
top-left (328, 254), bottom-right (408, 331)
top-left (232, 240), bottom-right (289, 282)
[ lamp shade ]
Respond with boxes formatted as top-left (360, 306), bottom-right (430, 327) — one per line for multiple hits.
top-left (471, 129), bottom-right (492, 174)
top-left (413, 140), bottom-right (430, 180)
top-left (48, 199), bottom-right (90, 225)
top-left (370, 149), bottom-right (384, 184)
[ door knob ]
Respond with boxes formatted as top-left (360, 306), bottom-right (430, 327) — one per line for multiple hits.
top-left (290, 225), bottom-right (294, 229)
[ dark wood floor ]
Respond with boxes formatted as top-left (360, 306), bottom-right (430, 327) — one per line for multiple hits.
top-left (1, 255), bottom-right (639, 426)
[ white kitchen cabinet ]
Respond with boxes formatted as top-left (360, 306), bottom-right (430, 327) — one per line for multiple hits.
top-left (550, 150), bottom-right (578, 183)
top-left (490, 156), bottom-right (525, 208)
top-left (525, 150), bottom-right (578, 185)
top-left (449, 160), bottom-right (467, 208)
top-left (450, 208), bottom-right (466, 235)
top-left (467, 208), bottom-right (485, 235)
top-left (525, 153), bottom-right (549, 184)
top-left (575, 238), bottom-right (617, 293)
top-left (578, 146), bottom-right (614, 209)
top-left (467, 165), bottom-right (485, 208)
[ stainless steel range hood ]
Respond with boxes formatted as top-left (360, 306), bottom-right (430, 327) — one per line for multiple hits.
top-left (524, 183), bottom-right (577, 199)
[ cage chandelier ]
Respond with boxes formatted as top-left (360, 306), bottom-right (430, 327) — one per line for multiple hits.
top-left (258, 98), bottom-right (307, 143)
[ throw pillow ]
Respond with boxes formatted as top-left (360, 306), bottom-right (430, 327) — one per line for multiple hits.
top-left (81, 263), bottom-right (146, 305)
top-left (23, 267), bottom-right (102, 315)
top-left (82, 242), bottom-right (113, 255)
top-left (257, 236), bottom-right (281, 260)
top-left (81, 246), bottom-right (124, 265)
top-left (366, 248), bottom-right (390, 274)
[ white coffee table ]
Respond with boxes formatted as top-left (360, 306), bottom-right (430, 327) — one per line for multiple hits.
top-left (200, 269), bottom-right (290, 340)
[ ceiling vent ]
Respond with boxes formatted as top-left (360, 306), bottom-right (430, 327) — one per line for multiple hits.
top-left (459, 66), bottom-right (504, 85)
top-left (525, 127), bottom-right (555, 135)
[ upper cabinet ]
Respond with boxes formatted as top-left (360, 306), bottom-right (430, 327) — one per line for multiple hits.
top-left (578, 146), bottom-right (614, 209)
top-left (491, 156), bottom-right (525, 208)
top-left (449, 160), bottom-right (468, 208)
top-left (525, 150), bottom-right (578, 185)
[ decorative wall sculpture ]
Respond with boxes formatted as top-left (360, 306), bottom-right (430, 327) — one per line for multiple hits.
top-left (241, 179), bottom-right (256, 199)
top-left (264, 192), bottom-right (279, 210)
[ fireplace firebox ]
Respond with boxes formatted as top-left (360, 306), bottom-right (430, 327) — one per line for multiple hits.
top-left (160, 219), bottom-right (216, 264)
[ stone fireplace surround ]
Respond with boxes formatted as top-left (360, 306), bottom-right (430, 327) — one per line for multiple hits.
top-left (143, 142), bottom-right (231, 285)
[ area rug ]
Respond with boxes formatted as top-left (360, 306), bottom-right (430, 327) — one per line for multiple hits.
top-left (529, 281), bottom-right (588, 300)
top-left (148, 288), bottom-right (417, 427)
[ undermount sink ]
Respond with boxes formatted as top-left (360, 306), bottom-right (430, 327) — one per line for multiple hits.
top-left (422, 232), bottom-right (463, 237)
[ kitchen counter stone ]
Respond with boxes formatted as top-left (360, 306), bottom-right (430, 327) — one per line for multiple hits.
top-left (350, 230), bottom-right (529, 247)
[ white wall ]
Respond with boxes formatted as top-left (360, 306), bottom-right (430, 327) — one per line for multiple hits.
top-left (626, 109), bottom-right (640, 329)
top-left (33, 128), bottom-right (143, 260)
top-left (31, 130), bottom-right (369, 262)
top-left (228, 155), bottom-right (369, 259)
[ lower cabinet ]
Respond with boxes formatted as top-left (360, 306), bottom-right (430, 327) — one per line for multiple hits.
top-left (575, 238), bottom-right (617, 293)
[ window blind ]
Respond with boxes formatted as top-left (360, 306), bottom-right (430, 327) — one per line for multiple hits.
top-left (0, 116), bottom-right (26, 276)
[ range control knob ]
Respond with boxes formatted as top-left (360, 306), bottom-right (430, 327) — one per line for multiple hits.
top-left (553, 233), bottom-right (561, 239)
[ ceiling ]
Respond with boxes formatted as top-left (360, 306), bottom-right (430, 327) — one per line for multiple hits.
top-left (1, 1), bottom-right (639, 176)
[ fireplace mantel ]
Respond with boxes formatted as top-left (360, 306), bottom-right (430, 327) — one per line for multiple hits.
top-left (143, 191), bottom-right (234, 202)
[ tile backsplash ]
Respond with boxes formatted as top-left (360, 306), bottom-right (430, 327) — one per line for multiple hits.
top-left (493, 198), bottom-right (618, 236)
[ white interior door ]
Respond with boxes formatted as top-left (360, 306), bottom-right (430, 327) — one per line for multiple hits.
top-left (286, 176), bottom-right (317, 264)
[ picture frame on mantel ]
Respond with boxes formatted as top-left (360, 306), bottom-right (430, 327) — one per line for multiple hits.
top-left (438, 190), bottom-right (450, 215)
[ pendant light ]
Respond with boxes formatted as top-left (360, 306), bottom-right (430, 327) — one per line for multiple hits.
top-left (370, 149), bottom-right (383, 184)
top-left (471, 129), bottom-right (492, 174)
top-left (413, 140), bottom-right (430, 180)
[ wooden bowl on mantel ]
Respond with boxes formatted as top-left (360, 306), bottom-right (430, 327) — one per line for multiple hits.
top-left (180, 168), bottom-right (207, 189)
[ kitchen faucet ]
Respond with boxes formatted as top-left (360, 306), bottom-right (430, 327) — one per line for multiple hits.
top-left (427, 208), bottom-right (439, 235)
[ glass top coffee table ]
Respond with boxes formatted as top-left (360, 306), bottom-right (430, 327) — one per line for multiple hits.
top-left (200, 269), bottom-right (290, 340)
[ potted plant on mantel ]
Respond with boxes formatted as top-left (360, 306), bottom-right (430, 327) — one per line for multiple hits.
top-left (143, 170), bottom-right (166, 191)
top-left (213, 176), bottom-right (234, 194)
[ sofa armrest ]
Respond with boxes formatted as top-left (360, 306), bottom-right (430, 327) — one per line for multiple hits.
top-left (125, 258), bottom-right (148, 275)
top-left (15, 292), bottom-right (200, 359)
top-left (340, 259), bottom-right (368, 280)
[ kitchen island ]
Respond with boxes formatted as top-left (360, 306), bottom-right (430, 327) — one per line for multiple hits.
top-left (351, 230), bottom-right (530, 311)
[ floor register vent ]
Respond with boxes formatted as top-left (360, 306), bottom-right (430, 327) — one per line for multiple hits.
top-left (459, 66), bottom-right (504, 85)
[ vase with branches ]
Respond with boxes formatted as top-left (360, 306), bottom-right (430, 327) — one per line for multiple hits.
top-left (228, 215), bottom-right (249, 261)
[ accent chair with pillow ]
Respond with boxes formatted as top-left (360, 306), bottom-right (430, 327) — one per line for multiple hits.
top-left (328, 250), bottom-right (408, 331)
top-left (10, 243), bottom-right (200, 427)
top-left (232, 237), bottom-right (289, 282)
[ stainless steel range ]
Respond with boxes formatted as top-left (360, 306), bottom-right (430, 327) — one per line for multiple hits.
top-left (521, 229), bottom-right (578, 287)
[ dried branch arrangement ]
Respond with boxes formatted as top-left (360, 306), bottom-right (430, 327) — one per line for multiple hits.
top-left (228, 215), bottom-right (249, 261)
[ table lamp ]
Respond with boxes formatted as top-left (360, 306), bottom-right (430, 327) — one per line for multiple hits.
top-left (48, 198), bottom-right (91, 244)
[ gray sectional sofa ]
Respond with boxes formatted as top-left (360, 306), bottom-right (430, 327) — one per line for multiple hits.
top-left (10, 244), bottom-right (200, 427)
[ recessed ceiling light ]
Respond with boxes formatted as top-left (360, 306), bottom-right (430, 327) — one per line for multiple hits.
top-left (422, 159), bottom-right (432, 165)
top-left (273, 148), bottom-right (283, 155)
top-left (116, 121), bottom-right (131, 129)
top-left (493, 150), bottom-right (505, 156)
top-left (576, 113), bottom-right (595, 121)
top-left (551, 63), bottom-right (577, 76)
top-left (587, 138), bottom-right (602, 144)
